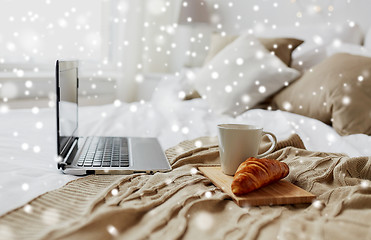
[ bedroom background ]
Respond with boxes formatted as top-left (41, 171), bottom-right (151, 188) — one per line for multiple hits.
top-left (1, 0), bottom-right (371, 109)
top-left (1, 0), bottom-right (371, 233)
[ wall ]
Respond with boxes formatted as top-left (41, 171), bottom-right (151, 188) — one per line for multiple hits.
top-left (205, 0), bottom-right (371, 34)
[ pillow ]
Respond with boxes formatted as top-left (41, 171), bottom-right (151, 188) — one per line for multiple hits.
top-left (290, 45), bottom-right (327, 72)
top-left (204, 33), bottom-right (303, 66)
top-left (259, 37), bottom-right (304, 66)
top-left (253, 22), bottom-right (363, 72)
top-left (291, 38), bottom-right (369, 72)
top-left (364, 27), bottom-right (371, 51)
top-left (194, 33), bottom-right (300, 116)
top-left (272, 53), bottom-right (371, 136)
top-left (289, 22), bottom-right (363, 72)
top-left (254, 22), bottom-right (363, 46)
top-left (326, 43), bottom-right (371, 58)
top-left (203, 34), bottom-right (238, 64)
top-left (186, 34), bottom-right (302, 101)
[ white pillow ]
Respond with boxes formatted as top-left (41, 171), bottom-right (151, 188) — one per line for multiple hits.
top-left (362, 27), bottom-right (371, 52)
top-left (326, 43), bottom-right (371, 58)
top-left (290, 45), bottom-right (327, 72)
top-left (193, 34), bottom-right (300, 116)
top-left (255, 22), bottom-right (363, 72)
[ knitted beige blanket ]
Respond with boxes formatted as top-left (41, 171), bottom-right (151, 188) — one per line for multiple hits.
top-left (1, 134), bottom-right (371, 240)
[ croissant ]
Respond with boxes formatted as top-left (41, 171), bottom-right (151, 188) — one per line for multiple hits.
top-left (231, 157), bottom-right (289, 195)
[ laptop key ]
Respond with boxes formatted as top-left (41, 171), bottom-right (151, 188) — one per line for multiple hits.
top-left (93, 162), bottom-right (102, 167)
top-left (120, 163), bottom-right (129, 167)
top-left (76, 137), bottom-right (131, 169)
top-left (120, 161), bottom-right (129, 167)
top-left (102, 162), bottom-right (111, 167)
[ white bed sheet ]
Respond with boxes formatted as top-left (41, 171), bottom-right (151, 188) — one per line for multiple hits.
top-left (1, 78), bottom-right (370, 216)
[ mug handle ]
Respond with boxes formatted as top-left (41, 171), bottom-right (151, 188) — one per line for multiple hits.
top-left (256, 131), bottom-right (277, 158)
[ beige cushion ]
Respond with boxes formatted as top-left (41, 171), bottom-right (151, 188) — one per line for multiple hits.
top-left (272, 53), bottom-right (371, 136)
top-left (204, 34), bottom-right (303, 66)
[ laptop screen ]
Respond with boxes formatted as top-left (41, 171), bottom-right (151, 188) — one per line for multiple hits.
top-left (56, 60), bottom-right (78, 157)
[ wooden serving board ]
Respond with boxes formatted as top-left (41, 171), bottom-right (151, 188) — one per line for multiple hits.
top-left (199, 166), bottom-right (316, 206)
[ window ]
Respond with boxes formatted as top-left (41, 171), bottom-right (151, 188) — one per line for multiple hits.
top-left (0, 0), bottom-right (119, 104)
top-left (0, 0), bottom-right (112, 68)
top-left (0, 0), bottom-right (183, 105)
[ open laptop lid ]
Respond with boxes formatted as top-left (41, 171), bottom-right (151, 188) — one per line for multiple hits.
top-left (55, 60), bottom-right (79, 163)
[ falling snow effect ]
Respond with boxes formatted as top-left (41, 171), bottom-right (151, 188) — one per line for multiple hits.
top-left (360, 180), bottom-right (370, 189)
top-left (165, 178), bottom-right (172, 185)
top-left (195, 211), bottom-right (214, 231)
top-left (312, 200), bottom-right (325, 210)
top-left (111, 188), bottom-right (119, 196)
top-left (194, 140), bottom-right (203, 148)
top-left (23, 204), bottom-right (33, 214)
top-left (22, 183), bottom-right (30, 191)
top-left (107, 225), bottom-right (119, 236)
top-left (1, 2), bottom-right (371, 238)
top-left (204, 191), bottom-right (212, 198)
top-left (42, 208), bottom-right (60, 225)
top-left (190, 167), bottom-right (198, 175)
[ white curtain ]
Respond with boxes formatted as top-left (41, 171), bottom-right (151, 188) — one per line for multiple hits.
top-left (113, 0), bottom-right (182, 102)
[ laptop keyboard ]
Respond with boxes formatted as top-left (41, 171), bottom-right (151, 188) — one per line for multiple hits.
top-left (77, 137), bottom-right (129, 167)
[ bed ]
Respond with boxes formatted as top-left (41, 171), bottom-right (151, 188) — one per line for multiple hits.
top-left (1, 18), bottom-right (371, 239)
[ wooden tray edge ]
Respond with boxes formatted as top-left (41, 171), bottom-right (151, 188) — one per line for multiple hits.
top-left (199, 166), bottom-right (316, 206)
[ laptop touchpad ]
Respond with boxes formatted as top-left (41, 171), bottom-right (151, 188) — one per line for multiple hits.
top-left (129, 138), bottom-right (170, 170)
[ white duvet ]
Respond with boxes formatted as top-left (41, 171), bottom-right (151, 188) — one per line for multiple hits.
top-left (0, 76), bottom-right (370, 215)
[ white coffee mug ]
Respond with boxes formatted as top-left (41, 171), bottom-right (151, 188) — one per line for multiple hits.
top-left (217, 124), bottom-right (277, 175)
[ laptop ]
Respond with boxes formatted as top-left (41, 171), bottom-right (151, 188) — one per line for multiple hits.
top-left (55, 60), bottom-right (171, 175)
